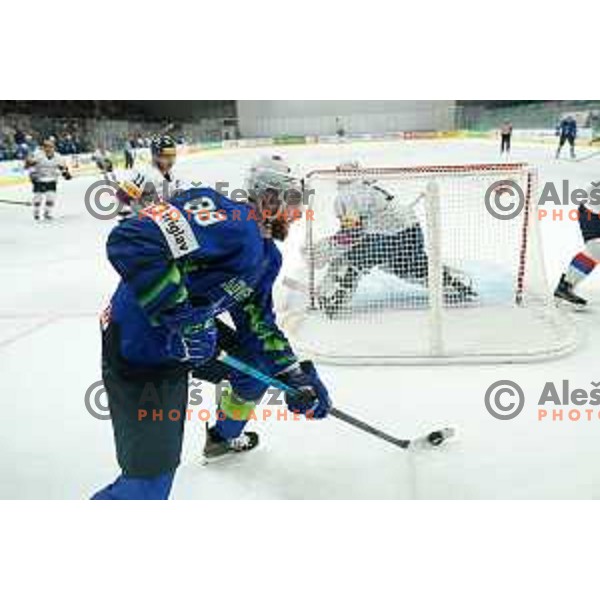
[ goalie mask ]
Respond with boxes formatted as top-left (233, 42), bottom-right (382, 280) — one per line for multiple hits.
top-left (245, 155), bottom-right (303, 240)
top-left (336, 161), bottom-right (361, 184)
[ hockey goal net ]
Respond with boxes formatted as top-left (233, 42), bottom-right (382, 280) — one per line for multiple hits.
top-left (277, 163), bottom-right (577, 364)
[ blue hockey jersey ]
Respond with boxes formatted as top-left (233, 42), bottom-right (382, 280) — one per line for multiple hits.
top-left (557, 116), bottom-right (577, 138)
top-left (106, 187), bottom-right (297, 374)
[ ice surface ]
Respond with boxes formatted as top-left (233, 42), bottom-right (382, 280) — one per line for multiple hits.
top-left (1, 139), bottom-right (599, 499)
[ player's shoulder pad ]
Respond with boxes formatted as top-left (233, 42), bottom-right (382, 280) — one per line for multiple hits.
top-left (107, 212), bottom-right (179, 270)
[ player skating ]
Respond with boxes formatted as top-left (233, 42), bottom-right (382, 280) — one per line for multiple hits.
top-left (115, 134), bottom-right (185, 219)
top-left (500, 120), bottom-right (513, 157)
top-left (123, 139), bottom-right (136, 170)
top-left (554, 182), bottom-right (600, 308)
top-left (556, 115), bottom-right (577, 159)
top-left (335, 116), bottom-right (345, 141)
top-left (25, 138), bottom-right (72, 221)
top-left (92, 146), bottom-right (117, 182)
top-left (314, 162), bottom-right (477, 317)
top-left (92, 154), bottom-right (331, 500)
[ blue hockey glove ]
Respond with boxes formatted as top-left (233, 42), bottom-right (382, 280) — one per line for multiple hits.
top-left (161, 305), bottom-right (217, 366)
top-left (279, 360), bottom-right (332, 419)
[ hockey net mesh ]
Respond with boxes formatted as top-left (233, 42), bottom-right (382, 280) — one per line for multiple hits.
top-left (277, 163), bottom-right (577, 364)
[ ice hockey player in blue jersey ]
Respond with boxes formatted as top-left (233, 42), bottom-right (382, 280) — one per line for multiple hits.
top-left (556, 115), bottom-right (577, 159)
top-left (91, 150), bottom-right (332, 500)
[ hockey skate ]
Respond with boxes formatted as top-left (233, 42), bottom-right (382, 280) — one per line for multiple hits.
top-left (442, 269), bottom-right (478, 306)
top-left (202, 425), bottom-right (260, 463)
top-left (318, 289), bottom-right (351, 319)
top-left (317, 262), bottom-right (361, 319)
top-left (554, 274), bottom-right (587, 309)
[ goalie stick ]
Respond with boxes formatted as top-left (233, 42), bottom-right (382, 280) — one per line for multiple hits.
top-left (217, 351), bottom-right (455, 451)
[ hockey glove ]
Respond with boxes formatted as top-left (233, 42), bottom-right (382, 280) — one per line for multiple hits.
top-left (161, 305), bottom-right (217, 366)
top-left (279, 360), bottom-right (332, 419)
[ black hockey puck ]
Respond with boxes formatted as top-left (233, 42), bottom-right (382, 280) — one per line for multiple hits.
top-left (427, 430), bottom-right (445, 446)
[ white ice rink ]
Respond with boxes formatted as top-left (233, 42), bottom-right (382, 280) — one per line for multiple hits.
top-left (1, 138), bottom-right (599, 499)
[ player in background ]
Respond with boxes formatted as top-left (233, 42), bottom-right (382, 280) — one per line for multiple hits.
top-left (25, 138), bottom-right (72, 221)
top-left (92, 146), bottom-right (117, 182)
top-left (554, 183), bottom-right (600, 307)
top-left (124, 139), bottom-right (136, 170)
top-left (91, 155), bottom-right (331, 500)
top-left (500, 120), bottom-right (513, 157)
top-left (335, 116), bottom-right (345, 141)
top-left (556, 114), bottom-right (577, 159)
top-left (314, 162), bottom-right (477, 317)
top-left (115, 134), bottom-right (183, 220)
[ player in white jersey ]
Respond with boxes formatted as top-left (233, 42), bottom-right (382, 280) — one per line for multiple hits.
top-left (92, 146), bottom-right (117, 182)
top-left (554, 183), bottom-right (600, 307)
top-left (25, 139), bottom-right (72, 221)
top-left (116, 134), bottom-right (185, 219)
top-left (315, 162), bottom-right (477, 317)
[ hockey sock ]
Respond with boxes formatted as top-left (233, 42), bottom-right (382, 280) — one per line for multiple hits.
top-left (44, 192), bottom-right (56, 218)
top-left (214, 386), bottom-right (255, 440)
top-left (565, 248), bottom-right (600, 287)
top-left (33, 193), bottom-right (43, 219)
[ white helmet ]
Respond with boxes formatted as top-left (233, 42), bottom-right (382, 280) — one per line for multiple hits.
top-left (245, 155), bottom-right (302, 208)
top-left (336, 161), bottom-right (361, 184)
top-left (253, 154), bottom-right (291, 174)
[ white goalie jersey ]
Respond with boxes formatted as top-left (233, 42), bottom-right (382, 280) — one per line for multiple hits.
top-left (306, 179), bottom-right (423, 269)
top-left (334, 180), bottom-right (421, 235)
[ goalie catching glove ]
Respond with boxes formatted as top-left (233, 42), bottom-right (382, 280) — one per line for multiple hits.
top-left (279, 360), bottom-right (332, 419)
top-left (160, 305), bottom-right (217, 366)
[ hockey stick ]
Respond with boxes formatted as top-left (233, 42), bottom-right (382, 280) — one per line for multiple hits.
top-left (0, 198), bottom-right (31, 206)
top-left (218, 352), bottom-right (454, 451)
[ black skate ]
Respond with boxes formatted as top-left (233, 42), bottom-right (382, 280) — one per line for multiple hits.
top-left (203, 425), bottom-right (260, 462)
top-left (554, 274), bottom-right (587, 308)
top-left (443, 271), bottom-right (478, 305)
top-left (318, 290), bottom-right (351, 319)
top-left (318, 264), bottom-right (360, 319)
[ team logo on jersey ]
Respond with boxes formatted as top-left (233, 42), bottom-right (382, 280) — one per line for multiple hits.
top-left (145, 202), bottom-right (200, 258)
top-left (221, 277), bottom-right (254, 303)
